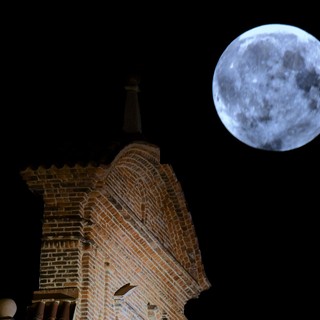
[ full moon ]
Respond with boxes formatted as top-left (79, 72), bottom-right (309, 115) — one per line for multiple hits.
top-left (212, 24), bottom-right (320, 151)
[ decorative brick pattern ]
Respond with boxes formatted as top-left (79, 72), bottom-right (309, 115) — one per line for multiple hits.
top-left (21, 142), bottom-right (210, 319)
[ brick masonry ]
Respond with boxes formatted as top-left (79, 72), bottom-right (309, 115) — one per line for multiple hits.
top-left (21, 141), bottom-right (211, 319)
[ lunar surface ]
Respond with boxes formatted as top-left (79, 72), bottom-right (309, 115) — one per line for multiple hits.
top-left (212, 24), bottom-right (320, 151)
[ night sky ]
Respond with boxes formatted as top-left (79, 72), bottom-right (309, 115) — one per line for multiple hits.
top-left (1, 4), bottom-right (319, 319)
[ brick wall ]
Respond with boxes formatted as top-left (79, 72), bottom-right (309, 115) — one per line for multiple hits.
top-left (21, 142), bottom-right (210, 319)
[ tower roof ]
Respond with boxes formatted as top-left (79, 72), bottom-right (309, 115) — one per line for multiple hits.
top-left (18, 76), bottom-right (148, 171)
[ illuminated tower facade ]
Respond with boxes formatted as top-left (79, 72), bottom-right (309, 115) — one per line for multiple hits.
top-left (20, 78), bottom-right (210, 319)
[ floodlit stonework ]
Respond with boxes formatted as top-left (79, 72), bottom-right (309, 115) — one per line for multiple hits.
top-left (21, 141), bottom-right (211, 319)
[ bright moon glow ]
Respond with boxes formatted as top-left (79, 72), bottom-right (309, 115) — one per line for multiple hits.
top-left (212, 24), bottom-right (320, 151)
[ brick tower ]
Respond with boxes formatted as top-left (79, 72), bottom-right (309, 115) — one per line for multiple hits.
top-left (20, 77), bottom-right (211, 319)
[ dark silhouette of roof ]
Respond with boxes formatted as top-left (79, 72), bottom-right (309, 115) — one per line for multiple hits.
top-left (17, 75), bottom-right (148, 171)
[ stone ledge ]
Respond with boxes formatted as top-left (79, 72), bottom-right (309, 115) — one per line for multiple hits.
top-left (32, 288), bottom-right (79, 302)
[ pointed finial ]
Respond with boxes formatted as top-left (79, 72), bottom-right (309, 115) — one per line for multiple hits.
top-left (123, 75), bottom-right (142, 134)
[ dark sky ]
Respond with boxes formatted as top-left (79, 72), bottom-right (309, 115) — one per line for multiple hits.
top-left (1, 4), bottom-right (319, 319)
